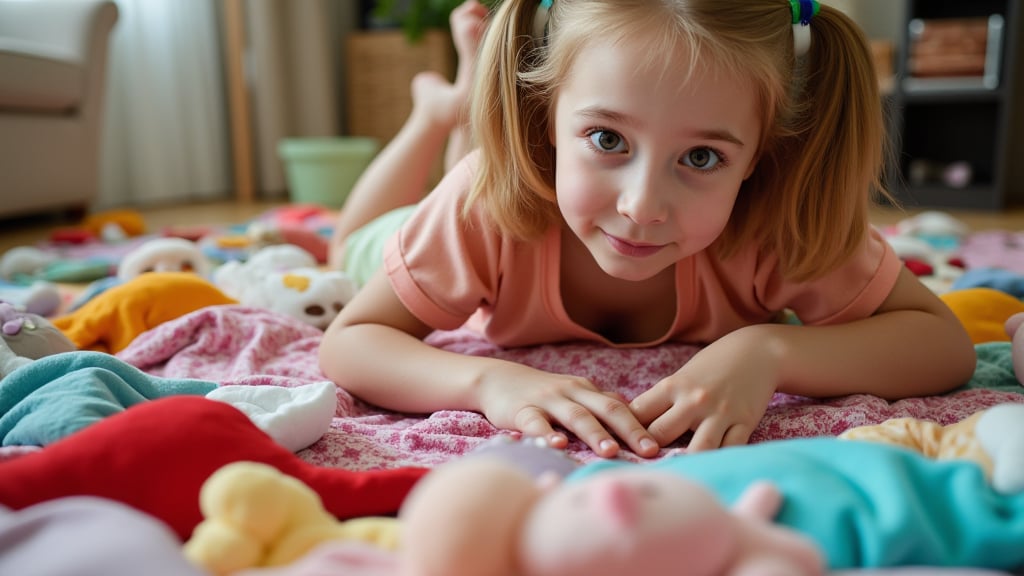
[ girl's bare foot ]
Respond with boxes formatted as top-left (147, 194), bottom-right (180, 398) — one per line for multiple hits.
top-left (449, 0), bottom-right (488, 91)
top-left (409, 71), bottom-right (463, 132)
top-left (408, 1), bottom-right (487, 145)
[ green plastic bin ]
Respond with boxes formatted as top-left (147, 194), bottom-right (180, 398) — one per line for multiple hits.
top-left (278, 137), bottom-right (379, 208)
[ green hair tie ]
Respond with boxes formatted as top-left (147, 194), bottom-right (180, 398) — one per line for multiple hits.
top-left (789, 0), bottom-right (820, 25)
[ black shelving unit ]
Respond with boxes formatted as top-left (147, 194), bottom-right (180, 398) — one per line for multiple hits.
top-left (889, 0), bottom-right (1024, 210)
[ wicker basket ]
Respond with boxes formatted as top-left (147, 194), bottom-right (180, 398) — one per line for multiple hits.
top-left (345, 29), bottom-right (455, 145)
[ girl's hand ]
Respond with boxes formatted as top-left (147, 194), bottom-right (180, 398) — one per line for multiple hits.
top-left (476, 363), bottom-right (660, 459)
top-left (629, 326), bottom-right (781, 452)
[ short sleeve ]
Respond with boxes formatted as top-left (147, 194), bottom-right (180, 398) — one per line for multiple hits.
top-left (383, 154), bottom-right (507, 330)
top-left (757, 227), bottom-right (902, 325)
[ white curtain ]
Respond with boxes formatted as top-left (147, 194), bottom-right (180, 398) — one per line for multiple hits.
top-left (98, 0), bottom-right (230, 208)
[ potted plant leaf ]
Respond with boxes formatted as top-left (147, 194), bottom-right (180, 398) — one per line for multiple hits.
top-left (371, 0), bottom-right (498, 42)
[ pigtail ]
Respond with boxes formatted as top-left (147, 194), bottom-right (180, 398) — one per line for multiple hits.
top-left (762, 4), bottom-right (892, 280)
top-left (465, 0), bottom-right (559, 240)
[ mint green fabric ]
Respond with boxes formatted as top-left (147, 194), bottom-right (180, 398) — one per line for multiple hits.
top-left (0, 351), bottom-right (216, 446)
top-left (961, 341), bottom-right (1023, 394)
top-left (342, 205), bottom-right (417, 288)
top-left (570, 438), bottom-right (1024, 570)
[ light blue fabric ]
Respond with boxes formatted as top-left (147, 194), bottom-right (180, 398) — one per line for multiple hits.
top-left (951, 268), bottom-right (1024, 298)
top-left (570, 438), bottom-right (1024, 570)
top-left (0, 351), bottom-right (216, 446)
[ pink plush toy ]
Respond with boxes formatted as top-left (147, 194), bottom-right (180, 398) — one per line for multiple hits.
top-left (398, 457), bottom-right (824, 576)
top-left (1005, 312), bottom-right (1024, 387)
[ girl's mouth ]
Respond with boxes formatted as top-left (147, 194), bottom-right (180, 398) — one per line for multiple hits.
top-left (604, 233), bottom-right (664, 258)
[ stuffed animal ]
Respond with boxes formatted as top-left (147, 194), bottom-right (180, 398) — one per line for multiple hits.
top-left (399, 456), bottom-right (824, 576)
top-left (0, 247), bottom-right (58, 281)
top-left (184, 462), bottom-right (401, 575)
top-left (0, 396), bottom-right (427, 542)
top-left (243, 268), bottom-right (357, 330)
top-left (182, 442), bottom-right (823, 576)
top-left (0, 281), bottom-right (61, 317)
top-left (840, 403), bottom-right (1024, 493)
top-left (213, 244), bottom-right (318, 299)
top-left (0, 301), bottom-right (76, 378)
top-left (214, 246), bottom-right (357, 330)
top-left (118, 237), bottom-right (211, 281)
top-left (940, 287), bottom-right (1024, 344)
top-left (396, 403), bottom-right (1024, 573)
top-left (52, 272), bottom-right (236, 354)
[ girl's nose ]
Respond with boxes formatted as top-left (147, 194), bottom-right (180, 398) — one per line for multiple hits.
top-left (616, 165), bottom-right (668, 225)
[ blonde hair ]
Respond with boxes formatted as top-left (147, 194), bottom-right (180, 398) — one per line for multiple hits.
top-left (467, 0), bottom-right (893, 281)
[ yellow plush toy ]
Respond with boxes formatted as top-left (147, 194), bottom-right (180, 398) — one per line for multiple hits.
top-left (940, 287), bottom-right (1024, 344)
top-left (183, 461), bottom-right (401, 576)
top-left (840, 403), bottom-right (1024, 494)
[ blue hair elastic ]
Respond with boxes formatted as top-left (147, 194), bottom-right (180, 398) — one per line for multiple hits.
top-left (534, 0), bottom-right (553, 41)
top-left (789, 0), bottom-right (819, 25)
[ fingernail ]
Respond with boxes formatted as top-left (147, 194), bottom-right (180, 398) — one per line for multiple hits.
top-left (640, 438), bottom-right (658, 453)
top-left (600, 439), bottom-right (618, 453)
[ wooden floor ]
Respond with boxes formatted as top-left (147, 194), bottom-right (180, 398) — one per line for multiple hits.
top-left (2, 200), bottom-right (1024, 256)
top-left (0, 200), bottom-right (288, 255)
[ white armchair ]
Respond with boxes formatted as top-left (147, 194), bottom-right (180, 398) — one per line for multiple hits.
top-left (0, 0), bottom-right (118, 219)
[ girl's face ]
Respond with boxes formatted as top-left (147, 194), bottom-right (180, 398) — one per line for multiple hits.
top-left (552, 37), bottom-right (762, 281)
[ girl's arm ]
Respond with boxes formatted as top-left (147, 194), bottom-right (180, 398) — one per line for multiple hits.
top-left (631, 267), bottom-right (976, 451)
top-left (771, 266), bottom-right (975, 399)
top-left (318, 270), bottom-right (660, 459)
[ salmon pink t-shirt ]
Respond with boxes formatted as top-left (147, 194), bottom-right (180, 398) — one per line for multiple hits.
top-left (384, 157), bottom-right (901, 348)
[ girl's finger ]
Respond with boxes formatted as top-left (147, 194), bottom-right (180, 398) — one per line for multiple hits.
top-left (577, 392), bottom-right (659, 458)
top-left (645, 407), bottom-right (697, 448)
top-left (721, 423), bottom-right (754, 448)
top-left (513, 405), bottom-right (566, 448)
top-left (628, 388), bottom-right (674, 426)
top-left (687, 416), bottom-right (730, 452)
top-left (545, 401), bottom-right (621, 458)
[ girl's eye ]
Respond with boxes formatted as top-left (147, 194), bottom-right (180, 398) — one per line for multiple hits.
top-left (588, 130), bottom-right (627, 153)
top-left (682, 147), bottom-right (722, 170)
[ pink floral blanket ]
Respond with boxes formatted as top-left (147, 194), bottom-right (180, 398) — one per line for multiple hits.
top-left (113, 305), bottom-right (1023, 470)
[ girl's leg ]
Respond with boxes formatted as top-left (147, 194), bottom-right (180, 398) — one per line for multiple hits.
top-left (328, 0), bottom-right (487, 270)
top-left (443, 0), bottom-right (487, 172)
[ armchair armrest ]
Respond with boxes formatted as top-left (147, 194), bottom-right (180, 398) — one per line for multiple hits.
top-left (0, 1), bottom-right (118, 64)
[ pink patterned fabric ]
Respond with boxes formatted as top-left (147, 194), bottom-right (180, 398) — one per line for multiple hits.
top-left (108, 305), bottom-right (1023, 471)
top-left (958, 230), bottom-right (1024, 273)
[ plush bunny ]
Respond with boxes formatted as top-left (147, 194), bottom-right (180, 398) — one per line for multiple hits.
top-left (398, 456), bottom-right (823, 576)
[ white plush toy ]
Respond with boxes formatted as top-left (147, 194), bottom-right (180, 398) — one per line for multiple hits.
top-left (118, 237), bottom-right (211, 281)
top-left (243, 267), bottom-right (357, 330)
top-left (213, 244), bottom-right (317, 301)
top-left (214, 245), bottom-right (357, 329)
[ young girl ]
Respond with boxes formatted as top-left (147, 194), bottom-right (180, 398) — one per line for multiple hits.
top-left (321, 0), bottom-right (975, 459)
